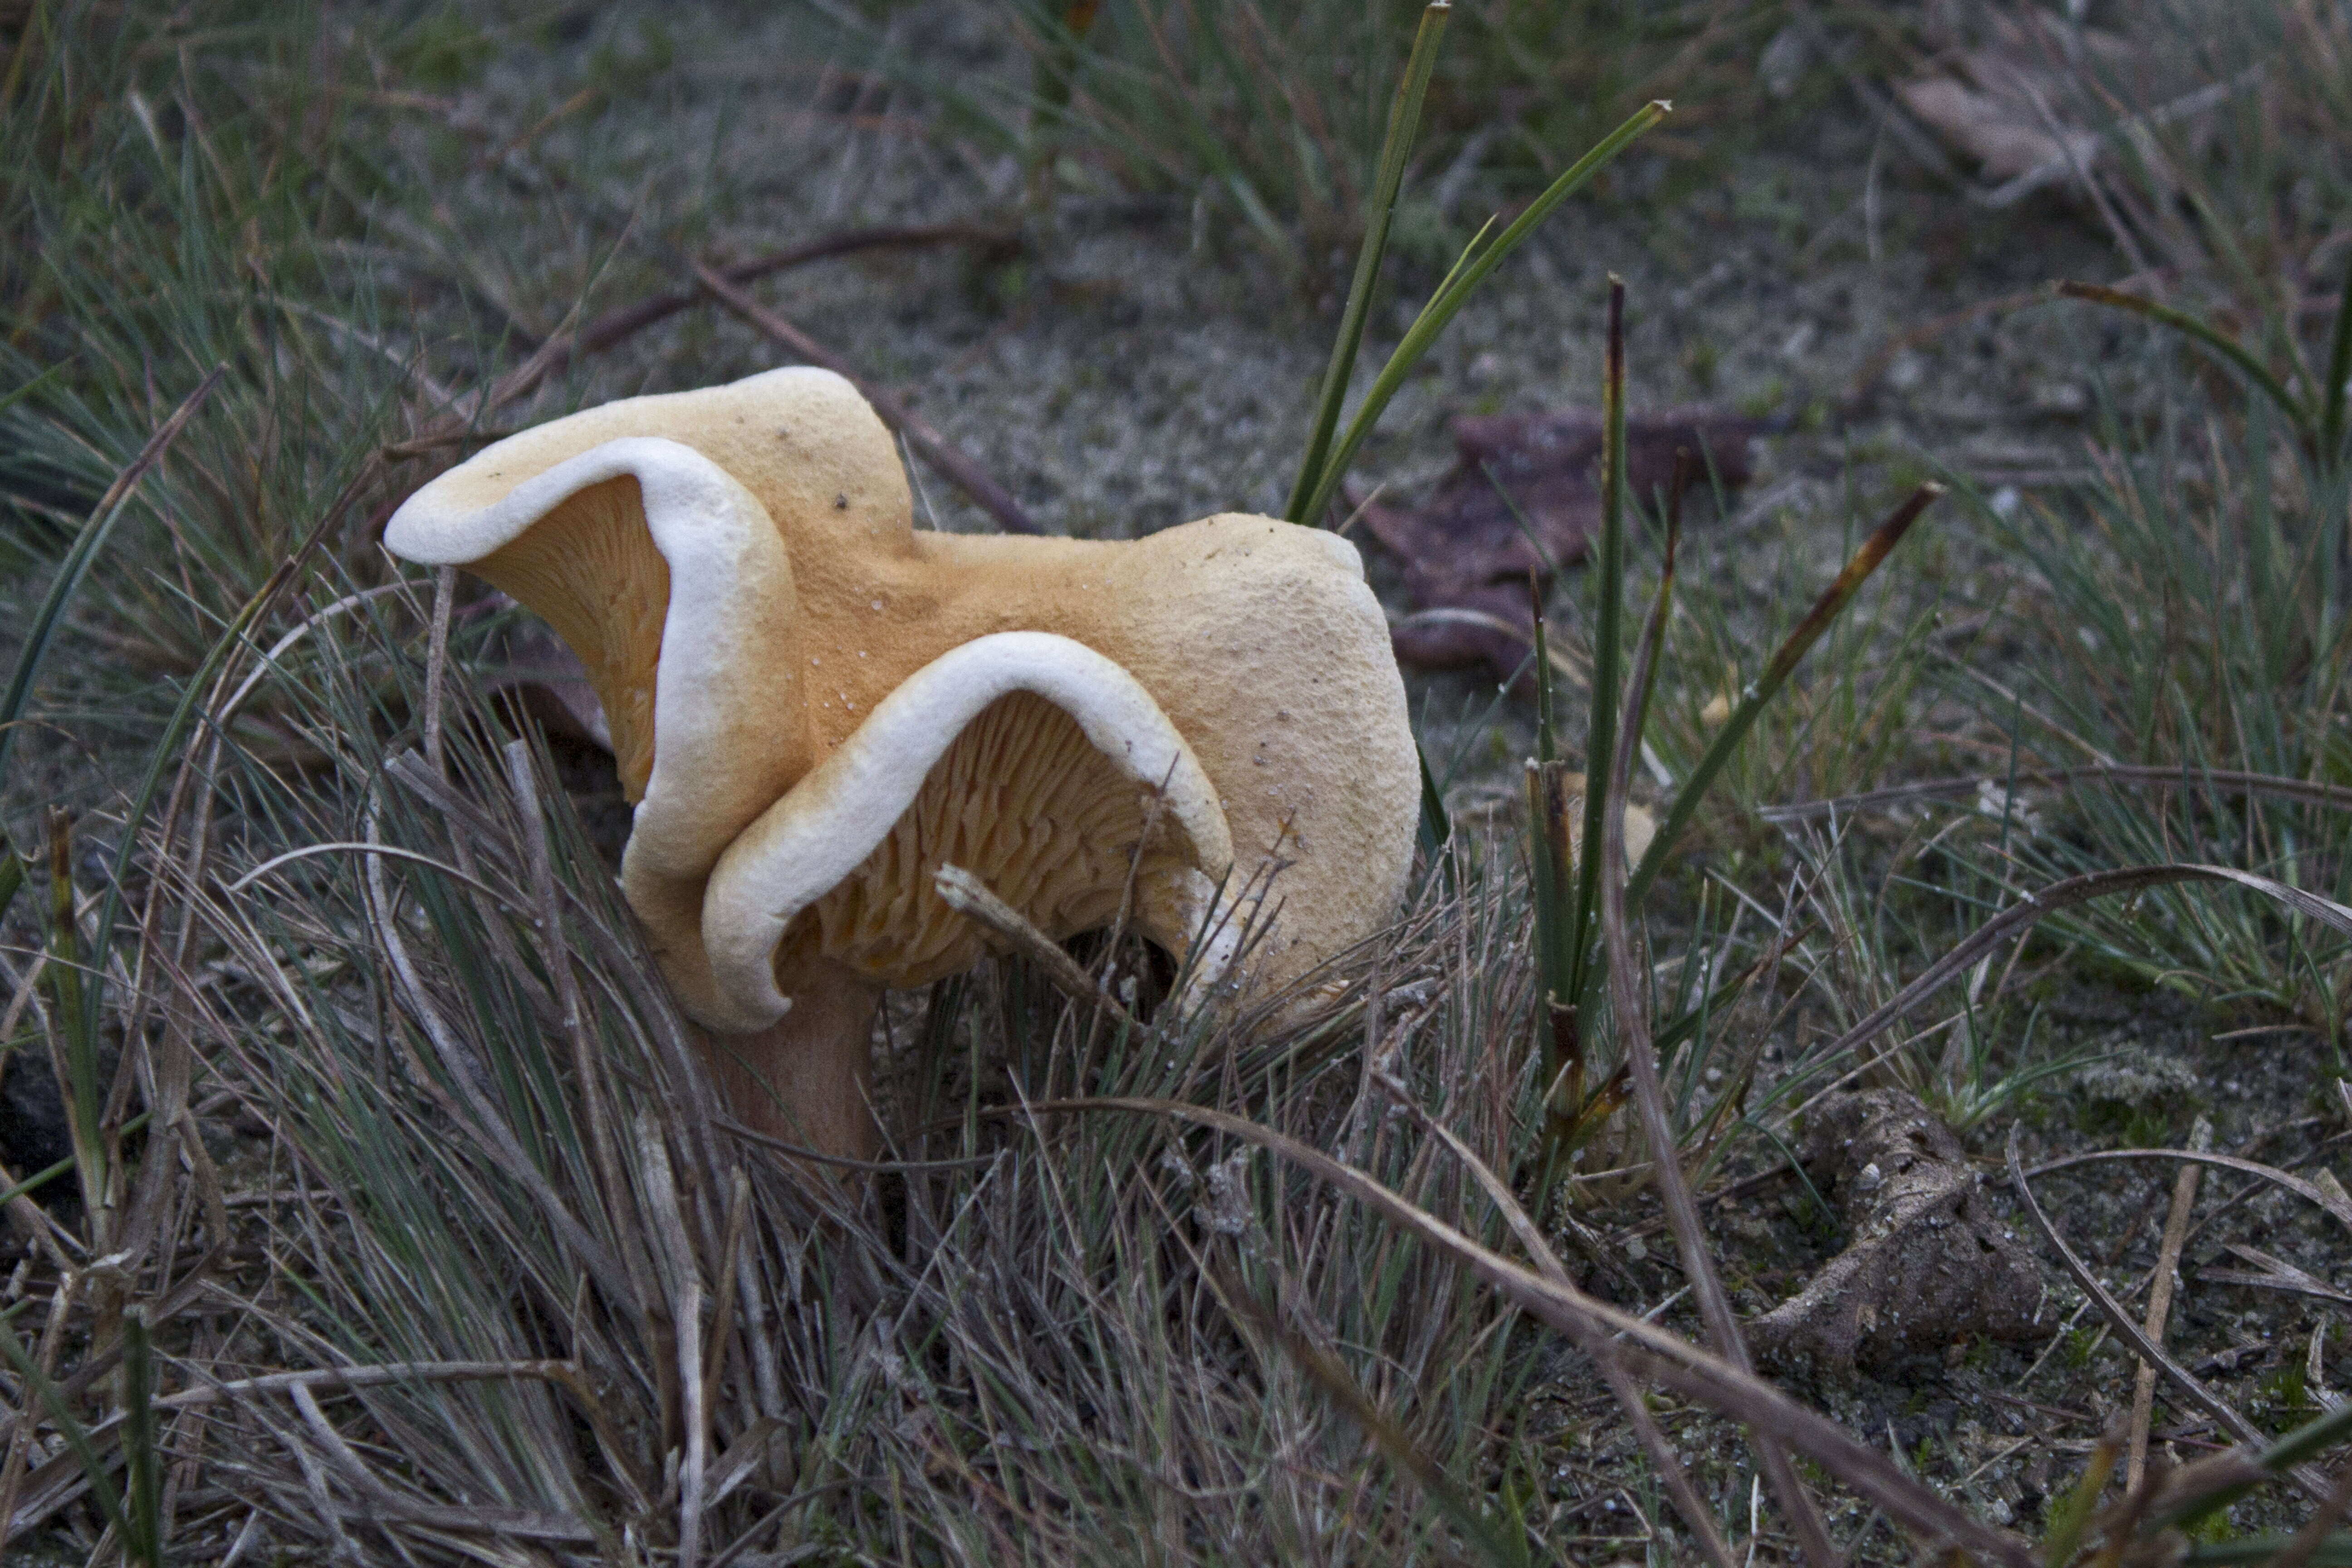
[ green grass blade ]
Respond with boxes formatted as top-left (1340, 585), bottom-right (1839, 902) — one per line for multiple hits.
top-left (2321, 241), bottom-right (2352, 466)
top-left (0, 365), bottom-right (221, 795)
top-left (1565, 279), bottom-right (1628, 1006)
top-left (123, 1311), bottom-right (160, 1567)
top-left (77, 469), bottom-right (368, 1067)
top-left (1623, 455), bottom-right (1687, 773)
top-left (1292, 100), bottom-right (1668, 529)
top-left (2151, 1379), bottom-right (2352, 1534)
top-left (0, 1313), bottom-right (132, 1545)
top-left (1416, 745), bottom-right (1451, 859)
top-left (2038, 1430), bottom-right (2119, 1568)
top-left (1284, 0), bottom-right (1450, 524)
top-left (2057, 280), bottom-right (2317, 452)
top-left (1528, 582), bottom-right (1581, 1120)
top-left (2257, 1396), bottom-right (2352, 1477)
top-left (1223, 1268), bottom-right (1529, 1568)
top-left (1627, 483), bottom-right (1942, 909)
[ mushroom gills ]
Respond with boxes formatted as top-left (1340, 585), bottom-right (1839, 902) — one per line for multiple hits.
top-left (785, 691), bottom-right (1220, 990)
top-left (468, 475), bottom-right (667, 799)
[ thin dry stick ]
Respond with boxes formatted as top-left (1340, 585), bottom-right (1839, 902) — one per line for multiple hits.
top-left (472, 223), bottom-right (1014, 416)
top-left (2128, 1117), bottom-right (2210, 1493)
top-left (2025, 1146), bottom-right (2352, 1236)
top-left (631, 1111), bottom-right (691, 1481)
top-left (2004, 1127), bottom-right (2333, 1504)
top-left (677, 1273), bottom-right (707, 1568)
top-left (934, 865), bottom-right (1147, 1033)
top-left (693, 261), bottom-right (1042, 535)
top-left (1598, 497), bottom-right (1840, 1566)
top-left (422, 566), bottom-right (456, 777)
top-left (662, 1127), bottom-right (720, 1568)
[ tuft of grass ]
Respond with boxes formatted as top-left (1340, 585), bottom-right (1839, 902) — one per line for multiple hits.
top-left (827, 0), bottom-right (1786, 289)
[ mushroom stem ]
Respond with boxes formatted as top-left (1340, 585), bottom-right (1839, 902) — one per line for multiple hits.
top-left (699, 958), bottom-right (884, 1178)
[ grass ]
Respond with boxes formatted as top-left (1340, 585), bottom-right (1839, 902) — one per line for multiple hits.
top-left (3, 0), bottom-right (2352, 1563)
top-left (822, 0), bottom-right (1789, 292)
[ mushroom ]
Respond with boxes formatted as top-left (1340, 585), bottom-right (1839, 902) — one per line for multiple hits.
top-left (385, 367), bottom-right (1418, 1163)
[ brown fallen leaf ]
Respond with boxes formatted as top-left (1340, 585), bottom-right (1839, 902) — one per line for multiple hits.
top-left (1354, 406), bottom-right (1766, 684)
top-left (1746, 1088), bottom-right (2046, 1378)
top-left (1892, 8), bottom-right (2218, 210)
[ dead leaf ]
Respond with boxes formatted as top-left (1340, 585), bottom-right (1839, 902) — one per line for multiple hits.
top-left (1892, 8), bottom-right (2215, 210)
top-left (1747, 1088), bottom-right (2045, 1378)
top-left (1356, 405), bottom-right (1767, 685)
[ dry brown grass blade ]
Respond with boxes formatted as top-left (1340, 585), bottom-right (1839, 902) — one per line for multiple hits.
top-left (287, 1382), bottom-right (597, 1545)
top-left (2004, 1126), bottom-right (2334, 1504)
top-left (1008, 1097), bottom-right (2039, 1567)
top-left (506, 740), bottom-right (652, 1301)
top-left (1598, 499), bottom-right (1839, 1567)
top-left (2128, 1117), bottom-right (2209, 1494)
top-left (2026, 1147), bottom-right (2352, 1236)
top-left (1209, 1256), bottom-right (1529, 1568)
top-left (1817, 863), bottom-right (2352, 1068)
top-left (162, 1361), bottom-right (581, 1410)
top-left (1759, 762), bottom-right (2352, 822)
top-left (692, 260), bottom-right (1041, 535)
top-left (1369, 1068), bottom-right (1739, 1568)
top-left (701, 1169), bottom-right (750, 1429)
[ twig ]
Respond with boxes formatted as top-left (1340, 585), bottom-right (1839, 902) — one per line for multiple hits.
top-left (692, 260), bottom-right (1042, 534)
top-left (2129, 1117), bottom-right (2211, 1492)
top-left (475, 223), bottom-right (1015, 416)
top-left (934, 865), bottom-right (1145, 1032)
top-left (2004, 1127), bottom-right (2333, 1504)
top-left (422, 566), bottom-right (456, 778)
